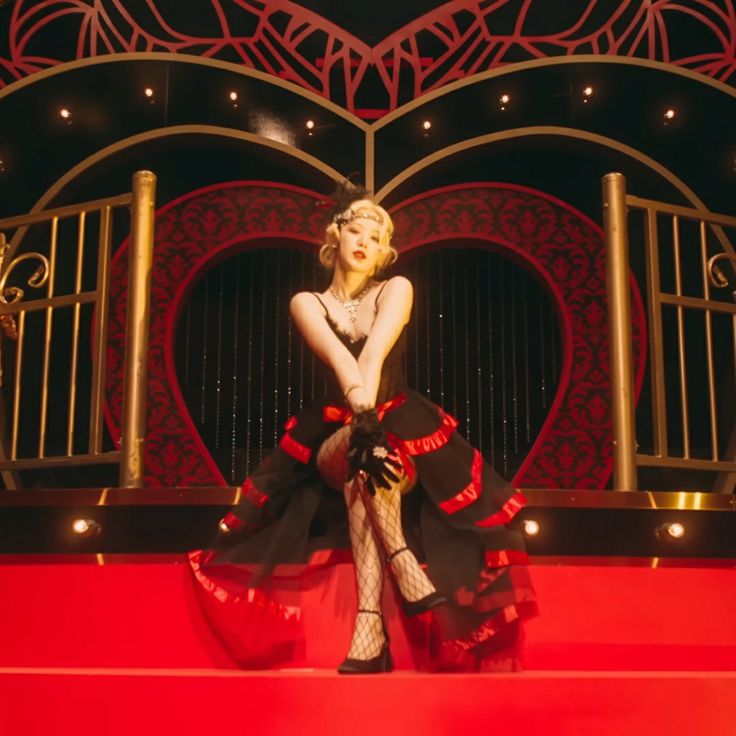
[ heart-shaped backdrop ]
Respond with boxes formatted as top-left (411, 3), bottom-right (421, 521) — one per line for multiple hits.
top-left (104, 181), bottom-right (645, 489)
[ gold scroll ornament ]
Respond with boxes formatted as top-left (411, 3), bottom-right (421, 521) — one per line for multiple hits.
top-left (0, 232), bottom-right (50, 385)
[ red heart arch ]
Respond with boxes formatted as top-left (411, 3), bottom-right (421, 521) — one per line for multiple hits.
top-left (105, 181), bottom-right (645, 489)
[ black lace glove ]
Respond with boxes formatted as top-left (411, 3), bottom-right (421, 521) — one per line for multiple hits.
top-left (347, 409), bottom-right (402, 495)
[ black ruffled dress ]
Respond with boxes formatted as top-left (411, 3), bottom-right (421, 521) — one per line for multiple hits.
top-left (189, 297), bottom-right (538, 671)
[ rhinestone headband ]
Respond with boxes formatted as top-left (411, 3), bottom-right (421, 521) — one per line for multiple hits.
top-left (334, 207), bottom-right (384, 228)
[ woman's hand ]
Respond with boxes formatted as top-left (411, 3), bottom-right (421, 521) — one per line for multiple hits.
top-left (347, 409), bottom-right (402, 494)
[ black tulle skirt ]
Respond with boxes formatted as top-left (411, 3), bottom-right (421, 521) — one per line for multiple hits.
top-left (189, 390), bottom-right (538, 669)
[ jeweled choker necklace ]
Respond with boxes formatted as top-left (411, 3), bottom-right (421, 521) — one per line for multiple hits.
top-left (330, 285), bottom-right (371, 323)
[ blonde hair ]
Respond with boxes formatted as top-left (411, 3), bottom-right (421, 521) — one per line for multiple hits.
top-left (319, 198), bottom-right (398, 274)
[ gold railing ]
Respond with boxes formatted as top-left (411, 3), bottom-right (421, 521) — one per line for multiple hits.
top-left (603, 173), bottom-right (736, 491)
top-left (0, 170), bottom-right (156, 488)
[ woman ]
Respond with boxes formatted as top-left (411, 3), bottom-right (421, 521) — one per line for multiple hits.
top-left (191, 190), bottom-right (537, 673)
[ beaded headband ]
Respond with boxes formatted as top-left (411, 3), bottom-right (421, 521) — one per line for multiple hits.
top-left (333, 207), bottom-right (384, 228)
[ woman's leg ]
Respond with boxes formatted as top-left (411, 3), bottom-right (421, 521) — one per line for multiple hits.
top-left (342, 479), bottom-right (386, 659)
top-left (363, 478), bottom-right (438, 604)
top-left (317, 428), bottom-right (386, 659)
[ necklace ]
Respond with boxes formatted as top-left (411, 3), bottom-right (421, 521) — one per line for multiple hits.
top-left (329, 284), bottom-right (371, 323)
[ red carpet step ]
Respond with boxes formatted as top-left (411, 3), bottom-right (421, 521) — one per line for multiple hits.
top-left (1, 668), bottom-right (735, 735)
top-left (1, 556), bottom-right (735, 671)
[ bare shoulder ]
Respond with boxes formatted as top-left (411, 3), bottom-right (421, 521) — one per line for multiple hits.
top-left (377, 275), bottom-right (413, 301)
top-left (290, 290), bottom-right (322, 316)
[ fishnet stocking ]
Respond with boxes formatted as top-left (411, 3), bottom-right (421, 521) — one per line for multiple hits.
top-left (318, 427), bottom-right (385, 659)
top-left (343, 481), bottom-right (386, 659)
top-left (364, 481), bottom-right (437, 604)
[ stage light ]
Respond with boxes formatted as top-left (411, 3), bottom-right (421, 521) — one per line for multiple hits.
top-left (59, 107), bottom-right (72, 122)
top-left (499, 93), bottom-right (510, 110)
top-left (0, 159), bottom-right (5, 174)
top-left (663, 108), bottom-right (676, 125)
top-left (657, 522), bottom-right (685, 541)
top-left (72, 518), bottom-right (101, 537)
top-left (522, 519), bottom-right (540, 536)
top-left (422, 120), bottom-right (432, 131)
top-left (144, 87), bottom-right (154, 98)
top-left (229, 90), bottom-right (238, 102)
top-left (582, 86), bottom-right (594, 101)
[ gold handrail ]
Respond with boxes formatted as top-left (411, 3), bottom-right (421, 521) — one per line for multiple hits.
top-left (604, 173), bottom-right (736, 490)
top-left (0, 171), bottom-right (156, 488)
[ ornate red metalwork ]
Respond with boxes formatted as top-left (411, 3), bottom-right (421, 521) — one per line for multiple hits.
top-left (1, 1), bottom-right (735, 113)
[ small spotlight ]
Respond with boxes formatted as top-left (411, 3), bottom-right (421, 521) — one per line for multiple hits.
top-left (306, 119), bottom-right (315, 130)
top-left (0, 159), bottom-right (5, 174)
top-left (582, 86), bottom-right (594, 102)
top-left (72, 518), bottom-right (101, 537)
top-left (144, 87), bottom-right (154, 98)
top-left (500, 93), bottom-right (510, 104)
top-left (59, 108), bottom-right (72, 122)
top-left (657, 522), bottom-right (685, 541)
top-left (422, 120), bottom-right (432, 131)
top-left (522, 519), bottom-right (540, 537)
top-left (663, 108), bottom-right (676, 125)
top-left (229, 90), bottom-right (238, 102)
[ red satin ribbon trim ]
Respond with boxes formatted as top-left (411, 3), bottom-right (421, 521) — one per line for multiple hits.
top-left (322, 405), bottom-right (349, 423)
top-left (322, 393), bottom-right (408, 425)
top-left (279, 432), bottom-right (312, 463)
top-left (400, 408), bottom-right (458, 456)
top-left (474, 491), bottom-right (527, 528)
top-left (484, 549), bottom-right (529, 568)
top-left (241, 477), bottom-right (268, 508)
top-left (439, 449), bottom-right (482, 513)
top-left (221, 511), bottom-right (245, 530)
top-left (187, 549), bottom-right (301, 619)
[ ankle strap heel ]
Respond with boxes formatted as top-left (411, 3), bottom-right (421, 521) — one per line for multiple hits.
top-left (337, 609), bottom-right (393, 675)
top-left (386, 547), bottom-right (448, 617)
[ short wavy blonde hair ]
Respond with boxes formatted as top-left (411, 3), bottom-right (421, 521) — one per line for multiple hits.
top-left (318, 198), bottom-right (397, 274)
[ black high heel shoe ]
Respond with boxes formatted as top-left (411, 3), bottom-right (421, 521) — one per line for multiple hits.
top-left (387, 547), bottom-right (447, 617)
top-left (337, 609), bottom-right (393, 674)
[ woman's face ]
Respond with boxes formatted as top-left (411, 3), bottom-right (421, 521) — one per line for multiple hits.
top-left (336, 214), bottom-right (385, 275)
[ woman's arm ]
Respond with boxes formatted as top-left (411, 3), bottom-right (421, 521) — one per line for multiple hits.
top-left (358, 276), bottom-right (413, 406)
top-left (290, 292), bottom-right (372, 410)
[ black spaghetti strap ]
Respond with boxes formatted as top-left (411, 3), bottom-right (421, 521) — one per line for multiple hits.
top-left (311, 292), bottom-right (329, 317)
top-left (374, 279), bottom-right (390, 311)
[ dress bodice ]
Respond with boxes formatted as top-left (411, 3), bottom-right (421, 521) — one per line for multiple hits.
top-left (311, 292), bottom-right (407, 405)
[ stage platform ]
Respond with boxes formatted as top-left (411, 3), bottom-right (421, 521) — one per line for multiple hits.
top-left (1, 555), bottom-right (735, 734)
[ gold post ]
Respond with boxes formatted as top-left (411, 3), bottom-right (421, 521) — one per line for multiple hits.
top-left (644, 209), bottom-right (667, 456)
top-left (699, 220), bottom-right (719, 460)
top-left (67, 211), bottom-right (86, 455)
top-left (89, 206), bottom-right (112, 454)
top-left (38, 217), bottom-right (58, 459)
top-left (10, 310), bottom-right (25, 461)
top-left (119, 171), bottom-right (156, 487)
top-left (672, 216), bottom-right (690, 459)
top-left (603, 173), bottom-right (638, 491)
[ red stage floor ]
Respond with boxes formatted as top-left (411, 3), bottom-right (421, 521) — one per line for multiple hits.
top-left (2, 556), bottom-right (735, 734)
top-left (2, 668), bottom-right (735, 736)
